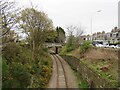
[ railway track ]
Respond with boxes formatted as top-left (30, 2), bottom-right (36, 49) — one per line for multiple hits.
top-left (50, 54), bottom-right (68, 88)
top-left (48, 54), bottom-right (78, 88)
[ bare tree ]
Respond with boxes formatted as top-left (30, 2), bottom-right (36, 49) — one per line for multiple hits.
top-left (66, 24), bottom-right (85, 48)
top-left (75, 25), bottom-right (84, 37)
top-left (66, 25), bottom-right (76, 36)
top-left (0, 0), bottom-right (18, 37)
top-left (66, 25), bottom-right (84, 37)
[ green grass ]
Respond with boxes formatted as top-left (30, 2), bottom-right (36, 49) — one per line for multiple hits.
top-left (59, 46), bottom-right (67, 55)
top-left (73, 70), bottom-right (89, 89)
top-left (60, 45), bottom-right (118, 88)
top-left (82, 59), bottom-right (116, 80)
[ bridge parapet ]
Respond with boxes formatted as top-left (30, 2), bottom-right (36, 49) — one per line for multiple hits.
top-left (45, 43), bottom-right (62, 47)
top-left (45, 43), bottom-right (62, 54)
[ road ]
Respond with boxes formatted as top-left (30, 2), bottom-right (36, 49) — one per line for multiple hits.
top-left (48, 54), bottom-right (78, 88)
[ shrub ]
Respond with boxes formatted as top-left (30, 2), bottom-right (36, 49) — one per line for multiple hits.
top-left (2, 79), bottom-right (21, 88)
top-left (79, 82), bottom-right (89, 89)
top-left (65, 35), bottom-right (79, 52)
top-left (31, 63), bottom-right (41, 75)
top-left (42, 48), bottom-right (48, 52)
top-left (60, 35), bottom-right (79, 54)
top-left (2, 59), bottom-right (9, 82)
top-left (66, 46), bottom-right (74, 52)
top-left (2, 43), bottom-right (22, 63)
top-left (2, 60), bottom-right (22, 88)
top-left (2, 42), bottom-right (52, 88)
top-left (80, 41), bottom-right (92, 53)
top-left (59, 46), bottom-right (67, 55)
top-left (10, 63), bottom-right (31, 88)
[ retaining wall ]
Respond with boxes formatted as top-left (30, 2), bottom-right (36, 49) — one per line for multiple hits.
top-left (61, 55), bottom-right (118, 88)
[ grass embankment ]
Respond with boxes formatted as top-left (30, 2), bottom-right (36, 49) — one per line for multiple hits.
top-left (74, 70), bottom-right (89, 89)
top-left (2, 43), bottom-right (52, 88)
top-left (60, 41), bottom-right (118, 87)
top-left (60, 46), bottom-right (89, 88)
top-left (69, 47), bottom-right (118, 81)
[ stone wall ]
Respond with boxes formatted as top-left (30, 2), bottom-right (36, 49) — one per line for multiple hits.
top-left (61, 55), bottom-right (118, 88)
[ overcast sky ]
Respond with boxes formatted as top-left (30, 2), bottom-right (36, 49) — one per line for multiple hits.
top-left (15, 0), bottom-right (119, 35)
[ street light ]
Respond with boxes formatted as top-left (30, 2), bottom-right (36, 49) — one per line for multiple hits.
top-left (90, 10), bottom-right (102, 41)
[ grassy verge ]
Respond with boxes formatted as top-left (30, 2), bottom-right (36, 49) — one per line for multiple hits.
top-left (73, 69), bottom-right (89, 89)
top-left (60, 47), bottom-right (118, 87)
top-left (80, 60), bottom-right (118, 87)
top-left (68, 63), bottom-right (89, 89)
top-left (63, 47), bottom-right (118, 81)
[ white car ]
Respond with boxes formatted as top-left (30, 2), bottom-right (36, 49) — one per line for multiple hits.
top-left (102, 44), bottom-right (109, 48)
top-left (95, 44), bottom-right (104, 47)
top-left (109, 45), bottom-right (116, 48)
top-left (115, 45), bottom-right (120, 49)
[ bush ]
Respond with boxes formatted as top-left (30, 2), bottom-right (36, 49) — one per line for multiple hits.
top-left (80, 41), bottom-right (92, 53)
top-left (79, 82), bottom-right (89, 89)
top-left (2, 43), bottom-right (22, 63)
top-left (2, 59), bottom-right (9, 82)
top-left (66, 36), bottom-right (78, 52)
top-left (2, 58), bottom-right (21, 88)
top-left (42, 48), bottom-right (48, 52)
top-left (31, 63), bottom-right (41, 75)
top-left (2, 79), bottom-right (21, 88)
top-left (2, 42), bottom-right (52, 88)
top-left (66, 46), bottom-right (73, 52)
top-left (10, 63), bottom-right (31, 88)
top-left (60, 36), bottom-right (79, 54)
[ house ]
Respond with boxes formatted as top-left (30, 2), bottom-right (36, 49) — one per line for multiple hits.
top-left (79, 27), bottom-right (120, 44)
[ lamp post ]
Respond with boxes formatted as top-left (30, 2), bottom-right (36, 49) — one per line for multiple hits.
top-left (90, 10), bottom-right (102, 41)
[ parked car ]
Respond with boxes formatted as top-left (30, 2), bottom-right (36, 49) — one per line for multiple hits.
top-left (95, 44), bottom-right (104, 47)
top-left (115, 44), bottom-right (120, 49)
top-left (109, 45), bottom-right (116, 48)
top-left (102, 44), bottom-right (109, 48)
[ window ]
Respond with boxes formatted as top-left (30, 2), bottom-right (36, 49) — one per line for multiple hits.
top-left (116, 33), bottom-right (118, 37)
top-left (110, 33), bottom-right (112, 37)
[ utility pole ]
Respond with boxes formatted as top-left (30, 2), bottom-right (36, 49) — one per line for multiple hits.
top-left (90, 10), bottom-right (102, 41)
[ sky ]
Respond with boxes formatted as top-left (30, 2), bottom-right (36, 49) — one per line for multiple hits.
top-left (14, 0), bottom-right (119, 35)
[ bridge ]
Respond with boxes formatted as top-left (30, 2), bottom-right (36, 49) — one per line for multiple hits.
top-left (45, 43), bottom-right (62, 47)
top-left (45, 43), bottom-right (63, 54)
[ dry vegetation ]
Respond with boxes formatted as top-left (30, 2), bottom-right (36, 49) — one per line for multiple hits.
top-left (67, 47), bottom-right (118, 81)
top-left (82, 48), bottom-right (118, 60)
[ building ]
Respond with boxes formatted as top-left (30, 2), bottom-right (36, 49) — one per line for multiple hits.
top-left (78, 35), bottom-right (91, 43)
top-left (92, 31), bottom-right (106, 41)
top-left (109, 27), bottom-right (119, 44)
top-left (80, 27), bottom-right (120, 44)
